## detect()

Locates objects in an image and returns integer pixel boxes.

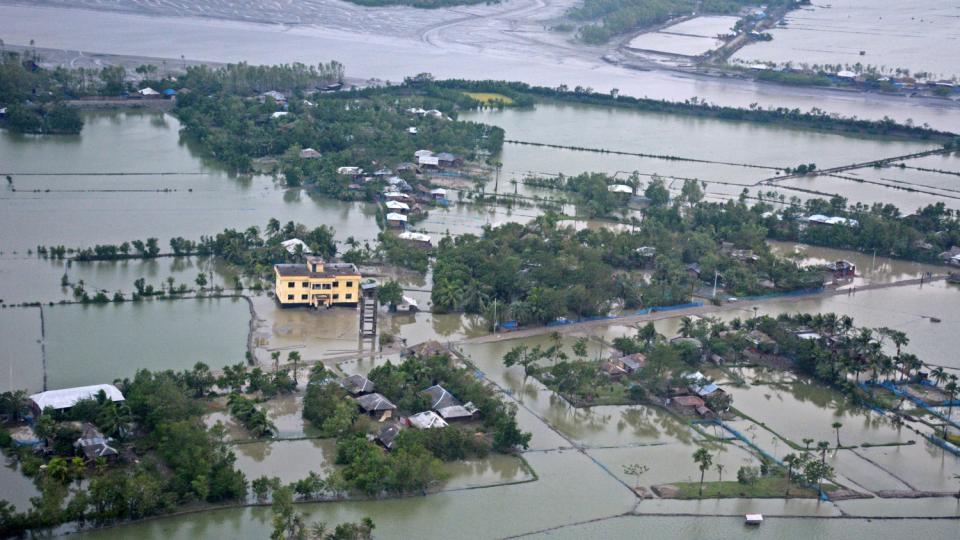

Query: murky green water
[42,297,249,390]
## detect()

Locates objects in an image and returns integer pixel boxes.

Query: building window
[323,284,331,290]
[313,284,321,289]
[333,294,339,300]
[288,282,295,287]
[333,281,339,287]
[346,293,352,300]
[301,294,308,300]
[345,281,352,287]
[287,294,294,300]
[302,281,309,287]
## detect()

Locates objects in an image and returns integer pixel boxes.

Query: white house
[270,111,289,119]
[337,166,363,176]
[280,238,312,255]
[30,384,125,416]
[137,87,161,97]
[299,148,321,159]
[607,184,634,194]
[418,155,440,167]
[398,231,432,247]
[384,200,410,212]
[386,212,408,228]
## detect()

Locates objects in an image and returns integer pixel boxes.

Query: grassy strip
[666,476,834,499]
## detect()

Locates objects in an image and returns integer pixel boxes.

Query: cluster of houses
[595,347,731,419]
[339,373,479,450]
[11,384,126,463]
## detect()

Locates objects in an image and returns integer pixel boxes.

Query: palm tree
[783,453,800,497]
[679,317,695,338]
[802,438,814,450]
[944,381,958,438]
[288,351,302,385]
[693,448,713,497]
[832,422,843,448]
[271,351,281,373]
[817,440,831,464]
[931,367,948,388]
[715,463,725,485]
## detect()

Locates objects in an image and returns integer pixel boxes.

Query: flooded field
[733,0,960,78]
[42,297,249,390]
[0,309,44,393]
[0,111,382,252]
[461,102,952,210]
[627,16,740,57]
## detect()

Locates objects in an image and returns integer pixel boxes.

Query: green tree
[693,448,713,497]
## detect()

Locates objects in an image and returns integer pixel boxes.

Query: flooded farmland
[732,0,960,78]
[42,297,250,390]
[461,102,957,211]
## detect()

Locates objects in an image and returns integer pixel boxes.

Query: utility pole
[493,298,498,333]
[712,270,719,299]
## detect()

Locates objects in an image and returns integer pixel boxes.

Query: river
[2,2,960,131]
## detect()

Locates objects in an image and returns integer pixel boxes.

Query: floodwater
[4,3,960,131]
[0,111,381,253]
[0,255,240,306]
[732,0,960,78]
[0,308,44,393]
[41,297,249,390]
[461,102,952,210]
[627,16,740,57]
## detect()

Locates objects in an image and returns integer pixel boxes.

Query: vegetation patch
[462,92,515,105]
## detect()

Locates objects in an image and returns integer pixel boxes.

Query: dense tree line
[432,79,957,141]
[0,54,83,134]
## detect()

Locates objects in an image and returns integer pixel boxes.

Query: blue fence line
[924,434,960,457]
[860,381,960,429]
[635,301,704,316]
[733,287,824,302]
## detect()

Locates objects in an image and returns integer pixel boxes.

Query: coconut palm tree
[832,422,843,448]
[931,367,948,388]
[693,448,713,497]
[783,453,800,496]
[817,440,830,464]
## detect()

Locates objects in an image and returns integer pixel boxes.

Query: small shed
[340,374,376,396]
[421,385,461,411]
[299,148,322,159]
[384,200,410,213]
[74,423,119,462]
[376,422,402,450]
[355,393,396,421]
[385,212,408,229]
[408,410,448,429]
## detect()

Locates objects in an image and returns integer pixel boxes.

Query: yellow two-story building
[274,256,362,308]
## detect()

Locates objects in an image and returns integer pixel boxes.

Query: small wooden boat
[745,514,763,526]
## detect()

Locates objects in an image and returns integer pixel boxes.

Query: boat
[745,513,763,526]
[929,317,942,323]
